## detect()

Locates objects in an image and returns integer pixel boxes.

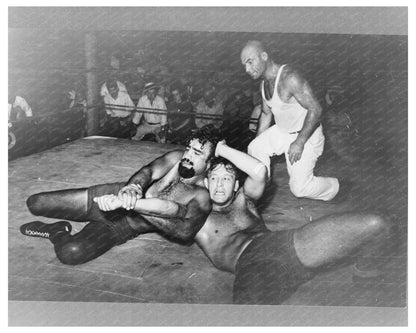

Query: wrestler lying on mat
[194,140,394,304]
[20,126,221,265]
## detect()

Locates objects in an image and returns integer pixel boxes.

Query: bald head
[242,40,267,55]
[241,40,270,80]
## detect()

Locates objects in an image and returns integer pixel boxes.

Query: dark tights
[27,187,156,265]
[51,222,119,265]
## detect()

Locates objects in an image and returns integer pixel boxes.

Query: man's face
[108,85,119,100]
[179,139,212,179]
[171,89,182,104]
[145,88,157,101]
[241,46,267,80]
[205,164,239,206]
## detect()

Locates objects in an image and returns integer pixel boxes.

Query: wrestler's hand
[93,195,123,211]
[288,139,305,165]
[215,140,227,157]
[118,184,143,211]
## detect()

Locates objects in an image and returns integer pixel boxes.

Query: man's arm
[158,98,168,143]
[285,69,322,165]
[95,188,212,241]
[215,141,267,201]
[138,189,211,241]
[119,150,184,210]
[256,101,273,136]
[132,98,144,125]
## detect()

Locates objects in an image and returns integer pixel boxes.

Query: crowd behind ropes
[8,64,267,151]
[9,61,353,156]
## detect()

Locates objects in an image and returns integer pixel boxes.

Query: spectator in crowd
[100,78,128,96]
[66,88,86,109]
[8,93,33,121]
[166,83,195,145]
[223,88,254,151]
[132,82,168,143]
[195,86,224,130]
[179,74,195,104]
[322,86,360,164]
[249,91,263,136]
[249,104,262,137]
[101,78,135,138]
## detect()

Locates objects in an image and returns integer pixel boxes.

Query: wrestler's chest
[146,180,193,203]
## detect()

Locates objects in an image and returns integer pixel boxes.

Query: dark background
[8,14,407,178]
[8,7,407,181]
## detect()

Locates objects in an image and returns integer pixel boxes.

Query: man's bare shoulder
[189,183,210,199]
[281,65,302,83]
[187,184,212,212]
[163,149,185,161]
[281,65,309,92]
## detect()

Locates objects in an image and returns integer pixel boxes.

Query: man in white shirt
[132,82,168,143]
[101,79,135,138]
[8,94,33,121]
[194,87,224,130]
[100,79,128,97]
[241,40,341,202]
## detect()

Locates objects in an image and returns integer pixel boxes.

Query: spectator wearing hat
[101,78,135,138]
[132,82,168,143]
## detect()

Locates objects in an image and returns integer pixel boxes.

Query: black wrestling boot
[20,221,72,240]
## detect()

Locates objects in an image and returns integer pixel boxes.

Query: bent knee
[364,214,392,236]
[55,241,89,265]
[289,182,308,198]
[26,193,43,216]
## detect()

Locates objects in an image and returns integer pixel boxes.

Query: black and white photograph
[7,5,409,326]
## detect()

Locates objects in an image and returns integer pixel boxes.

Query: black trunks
[233,229,315,304]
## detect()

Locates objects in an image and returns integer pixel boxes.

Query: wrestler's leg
[26,183,157,234]
[27,188,89,222]
[52,222,120,265]
[293,212,394,272]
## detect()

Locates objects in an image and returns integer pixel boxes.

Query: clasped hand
[117,183,143,210]
[93,194,124,211]
[215,140,227,157]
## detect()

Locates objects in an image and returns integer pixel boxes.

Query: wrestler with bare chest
[196,141,394,304]
[20,127,221,265]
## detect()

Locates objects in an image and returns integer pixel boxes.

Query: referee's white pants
[248,125,339,201]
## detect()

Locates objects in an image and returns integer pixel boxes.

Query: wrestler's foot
[330,179,353,204]
[20,221,72,239]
